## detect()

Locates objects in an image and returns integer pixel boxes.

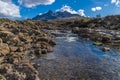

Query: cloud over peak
[0,0,21,18]
[56,5,85,16]
[91,6,102,12]
[18,0,55,8]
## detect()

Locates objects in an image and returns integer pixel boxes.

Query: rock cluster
[0,19,56,80]
[72,28,120,51]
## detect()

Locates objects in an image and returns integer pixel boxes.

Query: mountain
[32,10,82,20]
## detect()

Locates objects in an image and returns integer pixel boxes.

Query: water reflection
[33,30,120,80]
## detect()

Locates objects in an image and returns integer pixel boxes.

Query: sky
[0,0,120,19]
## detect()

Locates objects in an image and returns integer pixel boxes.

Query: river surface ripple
[32,30,120,80]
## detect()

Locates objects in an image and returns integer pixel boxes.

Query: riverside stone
[0,74,6,80]
[0,43,10,56]
[0,19,56,80]
[10,46,18,52]
[101,47,110,52]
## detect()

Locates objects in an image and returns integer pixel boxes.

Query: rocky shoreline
[0,19,56,80]
[0,15,120,79]
[72,28,120,51]
[57,16,120,51]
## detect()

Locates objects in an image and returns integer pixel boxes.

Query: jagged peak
[32,10,81,20]
[46,10,53,14]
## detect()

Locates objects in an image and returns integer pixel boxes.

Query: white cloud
[18,0,55,8]
[91,8,96,12]
[111,0,120,7]
[0,0,21,18]
[96,7,102,10]
[91,6,102,12]
[56,5,77,14]
[78,9,85,16]
[56,5,85,16]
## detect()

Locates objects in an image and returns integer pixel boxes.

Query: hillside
[32,10,82,20]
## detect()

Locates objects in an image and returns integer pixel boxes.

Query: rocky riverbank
[0,14,120,79]
[31,30,120,80]
[56,15,120,51]
[0,19,56,80]
[72,27,120,51]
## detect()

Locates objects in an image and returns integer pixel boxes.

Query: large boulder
[101,36,112,43]
[72,27,80,33]
[9,46,18,52]
[101,47,110,52]
[18,32,32,43]
[0,31,14,37]
[0,74,6,80]
[0,38,10,56]
[115,35,120,40]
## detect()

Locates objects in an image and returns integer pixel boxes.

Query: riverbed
[32,30,120,80]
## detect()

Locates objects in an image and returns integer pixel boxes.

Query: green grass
[83,18,90,23]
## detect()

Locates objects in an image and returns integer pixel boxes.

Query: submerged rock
[101,47,110,52]
[93,41,103,46]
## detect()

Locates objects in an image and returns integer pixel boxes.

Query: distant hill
[32,10,83,20]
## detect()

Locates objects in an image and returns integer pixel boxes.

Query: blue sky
[1,0,120,19]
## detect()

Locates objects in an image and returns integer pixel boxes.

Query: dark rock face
[32,10,80,20]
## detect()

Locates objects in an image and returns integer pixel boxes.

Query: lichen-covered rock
[0,19,56,80]
[18,32,32,43]
[0,41,10,56]
[9,46,18,52]
[93,41,103,46]
[0,63,41,80]
[0,31,14,37]
[17,47,24,52]
[0,74,6,80]
[115,35,120,40]
[0,27,9,32]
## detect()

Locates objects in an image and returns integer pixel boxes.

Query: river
[32,30,120,80]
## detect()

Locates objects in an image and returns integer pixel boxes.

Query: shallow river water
[33,30,120,80]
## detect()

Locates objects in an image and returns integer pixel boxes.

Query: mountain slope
[32,10,81,20]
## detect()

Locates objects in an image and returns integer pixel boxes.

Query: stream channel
[33,30,120,80]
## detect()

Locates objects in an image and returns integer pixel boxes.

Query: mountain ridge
[32,10,83,20]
